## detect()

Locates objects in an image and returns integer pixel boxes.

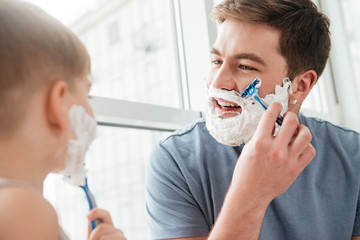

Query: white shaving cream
[58,105,97,186]
[206,78,292,146]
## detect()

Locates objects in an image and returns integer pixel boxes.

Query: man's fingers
[254,102,283,138]
[88,208,113,225]
[276,112,299,145]
[298,144,316,169]
[290,125,313,155]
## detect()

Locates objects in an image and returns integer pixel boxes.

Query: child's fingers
[88,224,126,240]
[87,222,91,239]
[87,208,113,225]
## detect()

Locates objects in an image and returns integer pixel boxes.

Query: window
[108,21,119,45]
[320,0,360,131]
[45,126,170,239]
[72,0,181,108]
[340,0,360,101]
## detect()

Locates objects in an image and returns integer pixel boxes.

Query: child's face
[52,75,96,183]
[70,75,94,117]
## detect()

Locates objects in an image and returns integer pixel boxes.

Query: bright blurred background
[21,0,360,239]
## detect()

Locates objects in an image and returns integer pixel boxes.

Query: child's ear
[46,81,70,131]
[290,70,317,105]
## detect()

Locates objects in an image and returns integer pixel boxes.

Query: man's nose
[210,63,236,91]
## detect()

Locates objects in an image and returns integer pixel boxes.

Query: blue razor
[79,177,102,230]
[241,78,283,125]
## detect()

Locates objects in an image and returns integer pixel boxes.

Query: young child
[0,0,126,239]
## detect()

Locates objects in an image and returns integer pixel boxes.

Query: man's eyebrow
[210,47,267,66]
[235,53,267,66]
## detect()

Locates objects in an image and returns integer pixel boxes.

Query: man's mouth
[214,98,242,117]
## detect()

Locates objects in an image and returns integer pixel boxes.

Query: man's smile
[214,97,242,117]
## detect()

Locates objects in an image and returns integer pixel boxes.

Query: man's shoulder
[150,118,232,166]
[167,117,207,137]
[159,118,212,147]
[300,113,360,137]
[299,113,360,149]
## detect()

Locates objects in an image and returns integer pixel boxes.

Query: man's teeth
[217,100,239,108]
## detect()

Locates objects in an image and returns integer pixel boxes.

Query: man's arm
[352,237,360,240]
[208,103,315,239]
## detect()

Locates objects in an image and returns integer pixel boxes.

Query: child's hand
[87,208,126,240]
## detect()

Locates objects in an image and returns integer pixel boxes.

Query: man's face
[206,19,288,118]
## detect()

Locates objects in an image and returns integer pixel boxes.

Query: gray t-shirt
[146,113,360,239]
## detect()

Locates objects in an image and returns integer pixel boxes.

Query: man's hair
[212,0,331,80]
[0,0,90,137]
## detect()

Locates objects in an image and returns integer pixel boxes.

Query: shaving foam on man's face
[57,105,97,186]
[206,78,292,146]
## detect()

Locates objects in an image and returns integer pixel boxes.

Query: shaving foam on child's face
[206,78,292,146]
[58,105,97,186]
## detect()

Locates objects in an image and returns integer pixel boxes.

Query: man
[146,0,360,239]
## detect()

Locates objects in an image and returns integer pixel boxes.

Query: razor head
[241,78,261,98]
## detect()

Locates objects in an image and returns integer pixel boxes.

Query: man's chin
[206,112,250,146]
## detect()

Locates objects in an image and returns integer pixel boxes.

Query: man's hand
[232,102,316,203]
[209,102,316,240]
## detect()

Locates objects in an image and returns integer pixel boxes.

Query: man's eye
[239,65,255,71]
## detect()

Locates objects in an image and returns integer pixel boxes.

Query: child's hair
[212,0,331,80]
[0,0,90,137]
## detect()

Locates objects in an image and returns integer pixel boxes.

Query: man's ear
[46,81,70,131]
[290,70,317,105]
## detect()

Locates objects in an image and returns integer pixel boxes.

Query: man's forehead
[213,20,283,61]
[217,19,281,45]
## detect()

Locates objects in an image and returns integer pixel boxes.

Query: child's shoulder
[0,187,59,239]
